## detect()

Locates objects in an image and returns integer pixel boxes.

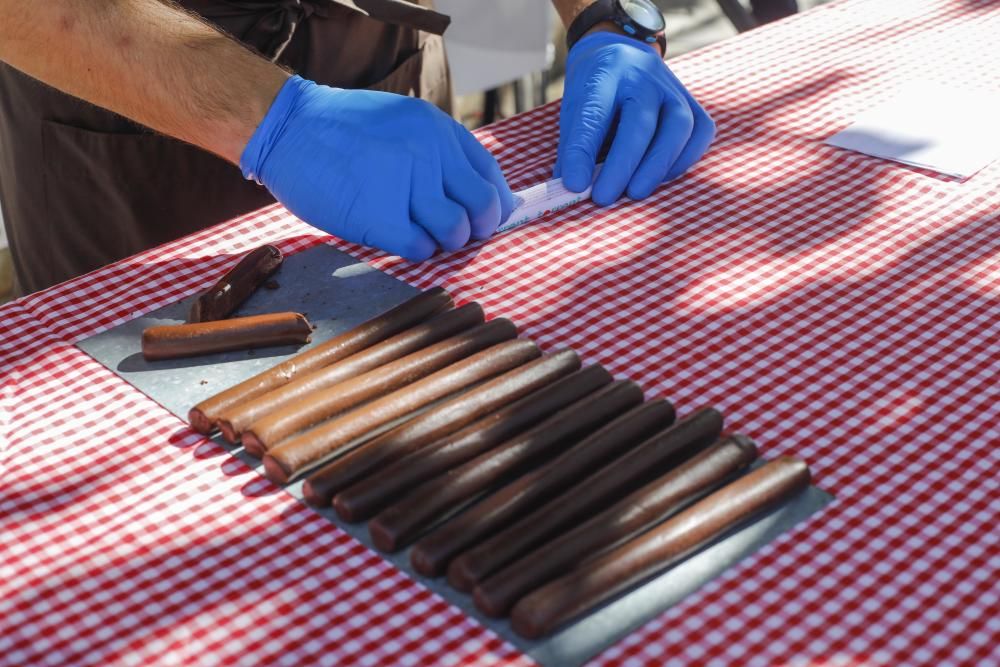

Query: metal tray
[77,243,832,667]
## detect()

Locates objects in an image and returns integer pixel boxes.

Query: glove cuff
[568,30,661,65]
[240,75,312,184]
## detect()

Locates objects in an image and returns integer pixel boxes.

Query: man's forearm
[552,0,595,27]
[0,0,288,163]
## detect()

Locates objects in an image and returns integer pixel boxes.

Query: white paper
[825,81,1000,179]
[497,165,602,235]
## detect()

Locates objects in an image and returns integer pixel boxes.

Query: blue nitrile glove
[241,75,515,261]
[556,31,716,205]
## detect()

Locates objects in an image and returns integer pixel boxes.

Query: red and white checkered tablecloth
[2,0,999,664]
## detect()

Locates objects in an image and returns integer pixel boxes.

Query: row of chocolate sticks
[188,287,811,638]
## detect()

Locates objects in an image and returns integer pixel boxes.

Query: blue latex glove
[556,31,716,205]
[241,75,514,261]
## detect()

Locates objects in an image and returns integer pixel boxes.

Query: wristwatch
[566,0,667,54]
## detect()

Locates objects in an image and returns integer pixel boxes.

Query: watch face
[620,0,666,32]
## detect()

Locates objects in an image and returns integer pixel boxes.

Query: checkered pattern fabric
[2,0,998,665]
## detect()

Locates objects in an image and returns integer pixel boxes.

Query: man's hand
[241,76,515,261]
[0,1,514,260]
[556,31,716,205]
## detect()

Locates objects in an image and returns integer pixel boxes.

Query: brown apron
[0,0,452,296]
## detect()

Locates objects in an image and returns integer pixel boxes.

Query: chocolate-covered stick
[302,349,583,507]
[142,312,313,361]
[188,287,452,433]
[372,380,644,558]
[471,435,758,615]
[262,339,542,484]
[417,400,677,584]
[509,457,811,639]
[217,304,485,443]
[446,407,724,589]
[241,319,516,457]
[188,245,283,323]
[333,365,614,522]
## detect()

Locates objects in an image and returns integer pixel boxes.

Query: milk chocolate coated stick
[262,339,542,484]
[142,312,313,361]
[188,287,452,433]
[446,407,724,589]
[420,400,677,588]
[188,245,283,323]
[302,349,583,507]
[241,319,516,457]
[333,365,614,522]
[471,435,758,615]
[509,457,811,639]
[372,380,644,558]
[217,304,485,442]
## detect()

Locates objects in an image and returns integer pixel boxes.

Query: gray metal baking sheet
[77,243,833,667]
